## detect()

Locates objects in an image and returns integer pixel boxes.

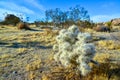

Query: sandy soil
[0,26,120,80]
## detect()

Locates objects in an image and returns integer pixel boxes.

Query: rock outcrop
[111,18,120,26]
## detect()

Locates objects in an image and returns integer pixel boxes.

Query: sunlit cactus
[53,25,98,76]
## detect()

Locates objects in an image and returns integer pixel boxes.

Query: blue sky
[0,0,120,22]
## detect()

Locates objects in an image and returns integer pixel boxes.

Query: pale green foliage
[53,25,97,76]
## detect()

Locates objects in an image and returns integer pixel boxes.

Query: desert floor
[0,25,120,80]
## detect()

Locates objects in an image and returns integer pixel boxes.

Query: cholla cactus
[53,25,98,76]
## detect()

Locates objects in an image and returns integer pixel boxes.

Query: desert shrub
[78,21,95,29]
[45,5,90,27]
[53,25,98,76]
[0,14,20,26]
[105,21,112,28]
[34,21,40,27]
[93,26,110,32]
[17,22,31,30]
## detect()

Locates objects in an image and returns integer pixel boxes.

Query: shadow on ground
[0,41,52,49]
[108,68,120,80]
[27,29,43,31]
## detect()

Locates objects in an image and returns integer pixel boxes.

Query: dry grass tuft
[84,28,96,33]
[42,66,82,80]
[17,48,28,53]
[42,74,50,80]
[28,71,36,80]
[0,54,12,59]
[1,63,9,67]
[41,52,120,80]
[43,29,59,37]
[26,59,42,71]
[97,40,120,50]
[94,53,111,63]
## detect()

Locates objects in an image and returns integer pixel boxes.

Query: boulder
[17,22,31,30]
[111,18,120,26]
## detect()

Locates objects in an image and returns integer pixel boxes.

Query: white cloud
[24,0,45,11]
[0,1,45,22]
[91,14,120,22]
[0,1,35,14]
